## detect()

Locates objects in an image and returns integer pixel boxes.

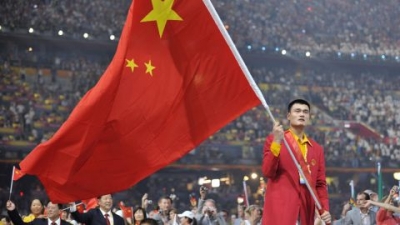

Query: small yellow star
[141,0,183,37]
[126,59,138,72]
[144,60,156,76]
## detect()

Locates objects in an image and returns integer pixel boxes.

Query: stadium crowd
[2,0,400,224]
[2,53,400,168]
[2,0,400,57]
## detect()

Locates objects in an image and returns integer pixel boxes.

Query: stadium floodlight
[58,30,63,36]
[247,45,252,50]
[211,179,220,188]
[29,28,34,33]
[281,49,287,55]
[351,53,355,58]
[381,55,386,60]
[261,46,266,51]
[33,4,37,9]
[396,56,399,61]
[363,54,367,59]
[275,47,279,52]
[305,51,311,57]
[110,35,115,40]
[83,33,89,39]
[198,177,206,185]
[337,52,342,57]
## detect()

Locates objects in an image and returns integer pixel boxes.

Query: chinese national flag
[82,198,98,211]
[13,166,25,181]
[19,0,261,202]
[76,203,85,213]
[119,201,133,219]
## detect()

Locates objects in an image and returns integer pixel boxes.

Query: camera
[203,206,215,215]
[200,186,208,192]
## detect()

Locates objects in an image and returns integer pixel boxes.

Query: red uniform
[262,130,329,225]
[376,208,400,225]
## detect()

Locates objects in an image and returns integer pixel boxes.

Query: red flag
[119,201,133,219]
[82,198,98,211]
[76,203,85,213]
[13,166,25,181]
[19,0,260,202]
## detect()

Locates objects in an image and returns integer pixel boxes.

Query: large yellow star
[126,59,138,72]
[141,0,183,37]
[144,60,156,76]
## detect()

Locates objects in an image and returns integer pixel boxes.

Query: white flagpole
[349,180,355,199]
[61,202,83,211]
[243,180,249,207]
[203,0,324,212]
[9,166,15,200]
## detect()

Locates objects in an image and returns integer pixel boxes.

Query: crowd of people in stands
[2,0,400,57]
[1,182,400,225]
[3,52,400,168]
[2,0,400,224]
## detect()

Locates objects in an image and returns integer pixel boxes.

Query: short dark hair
[358,192,370,200]
[140,218,158,225]
[46,201,62,210]
[97,194,113,199]
[288,99,311,112]
[158,195,173,204]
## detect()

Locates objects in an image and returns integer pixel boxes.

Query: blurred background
[1,0,400,221]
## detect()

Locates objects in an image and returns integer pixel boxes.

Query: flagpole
[377,162,382,200]
[61,202,83,211]
[9,166,15,200]
[349,180,355,199]
[243,179,249,207]
[203,0,324,214]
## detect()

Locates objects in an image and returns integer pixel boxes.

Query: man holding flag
[262,99,331,225]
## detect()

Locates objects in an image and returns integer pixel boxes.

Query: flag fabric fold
[19,0,261,202]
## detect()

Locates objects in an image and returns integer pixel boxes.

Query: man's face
[46,202,61,220]
[98,195,113,212]
[158,198,172,211]
[356,194,367,209]
[287,103,310,128]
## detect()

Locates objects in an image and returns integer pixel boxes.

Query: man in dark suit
[70,194,125,225]
[6,200,71,225]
